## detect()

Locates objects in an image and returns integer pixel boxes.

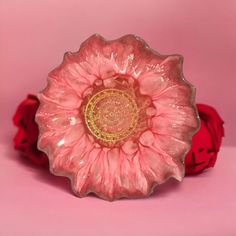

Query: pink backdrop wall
[1,0,235,145]
[1,1,236,236]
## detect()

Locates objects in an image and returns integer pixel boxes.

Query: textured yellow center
[85,89,138,143]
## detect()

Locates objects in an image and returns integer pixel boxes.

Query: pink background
[0,0,236,235]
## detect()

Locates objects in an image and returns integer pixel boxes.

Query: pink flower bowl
[35,34,200,200]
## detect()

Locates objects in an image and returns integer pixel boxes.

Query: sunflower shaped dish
[36,34,200,201]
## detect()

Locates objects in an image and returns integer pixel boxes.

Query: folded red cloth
[13,94,48,165]
[185,104,224,174]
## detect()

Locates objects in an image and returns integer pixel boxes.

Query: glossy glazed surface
[36,34,199,200]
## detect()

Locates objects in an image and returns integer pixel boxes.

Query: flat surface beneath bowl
[0,140,235,236]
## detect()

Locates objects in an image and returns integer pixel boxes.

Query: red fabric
[13,94,48,165]
[185,104,224,175]
[13,96,224,174]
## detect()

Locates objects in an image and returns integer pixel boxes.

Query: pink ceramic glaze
[35,34,199,200]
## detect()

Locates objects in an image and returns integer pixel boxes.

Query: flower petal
[153,83,194,107]
[161,55,184,83]
[112,152,151,199]
[139,130,155,146]
[82,148,121,200]
[152,133,190,162]
[116,35,164,78]
[75,34,165,80]
[152,116,191,142]
[121,140,138,155]
[87,149,110,198]
[86,148,152,200]
[50,134,94,177]
[150,80,199,144]
[40,79,82,109]
[138,144,184,183]
[49,52,97,90]
[138,55,184,97]
[72,147,101,197]
[38,123,85,158]
[36,109,82,132]
[152,104,199,137]
[139,72,165,97]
